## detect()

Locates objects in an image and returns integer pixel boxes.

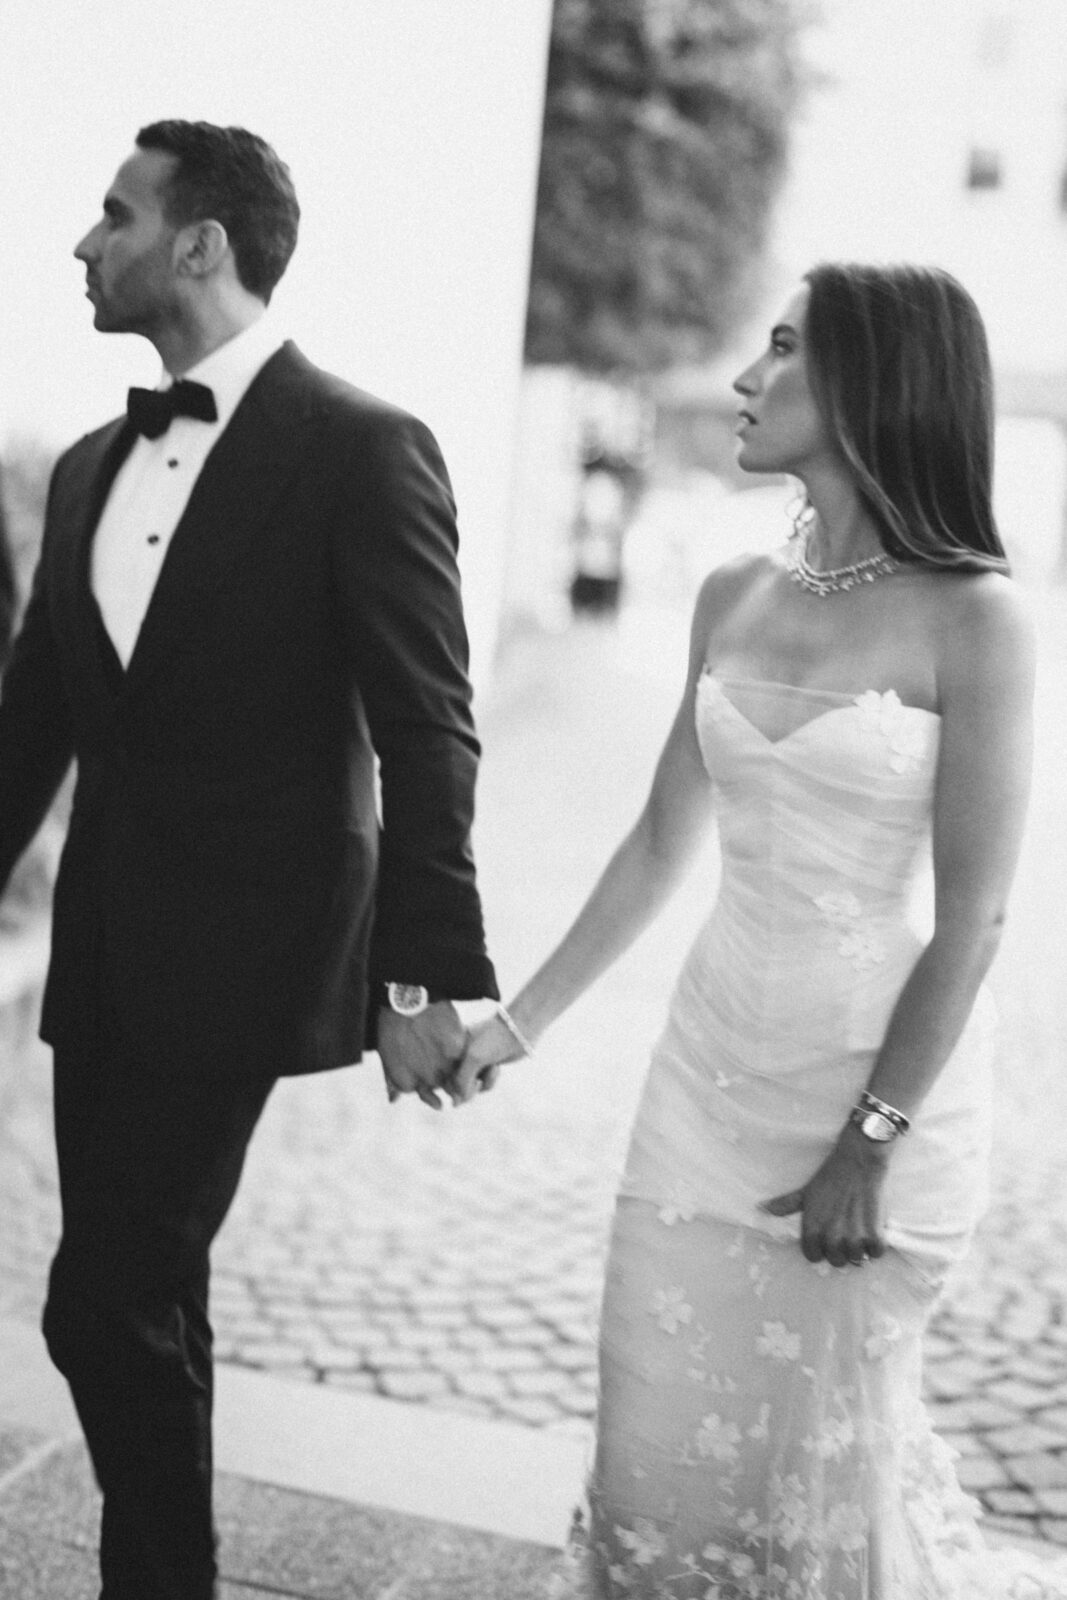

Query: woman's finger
[454,1043,501,1103]
[800,1226,827,1264]
[452,1055,482,1103]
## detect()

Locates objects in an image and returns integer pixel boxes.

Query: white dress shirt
[91,315,287,667]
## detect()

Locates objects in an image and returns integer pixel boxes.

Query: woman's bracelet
[495,1002,535,1059]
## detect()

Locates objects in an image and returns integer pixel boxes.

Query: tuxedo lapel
[49,416,137,716]
[123,344,320,694]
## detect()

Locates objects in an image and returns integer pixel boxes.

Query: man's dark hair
[136,121,300,303]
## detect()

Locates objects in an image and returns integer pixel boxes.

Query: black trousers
[42,1006,276,1600]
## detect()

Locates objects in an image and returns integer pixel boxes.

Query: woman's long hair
[803,262,1009,573]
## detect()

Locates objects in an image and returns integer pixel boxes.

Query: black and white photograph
[1,2,1066,1596]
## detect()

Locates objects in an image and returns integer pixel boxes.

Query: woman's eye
[771,338,792,356]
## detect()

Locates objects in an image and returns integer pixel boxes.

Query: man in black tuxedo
[0,121,498,1599]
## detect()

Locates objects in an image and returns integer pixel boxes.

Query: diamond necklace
[785,522,900,598]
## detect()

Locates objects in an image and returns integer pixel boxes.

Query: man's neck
[154,301,267,379]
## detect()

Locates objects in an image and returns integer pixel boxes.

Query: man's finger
[760,1190,804,1216]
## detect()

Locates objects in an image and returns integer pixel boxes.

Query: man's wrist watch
[383,983,436,1017]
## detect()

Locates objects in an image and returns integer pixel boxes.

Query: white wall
[0,0,552,681]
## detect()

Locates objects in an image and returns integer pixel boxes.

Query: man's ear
[175,219,229,280]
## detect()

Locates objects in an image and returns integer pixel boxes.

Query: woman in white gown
[457,264,1067,1597]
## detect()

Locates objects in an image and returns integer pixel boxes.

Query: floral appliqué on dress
[853,688,932,775]
[812,888,887,971]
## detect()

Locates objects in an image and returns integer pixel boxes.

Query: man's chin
[91,308,126,333]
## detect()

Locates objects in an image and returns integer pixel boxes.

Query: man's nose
[74,225,99,263]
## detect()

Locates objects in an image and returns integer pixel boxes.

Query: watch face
[861,1111,895,1143]
[387,982,430,1017]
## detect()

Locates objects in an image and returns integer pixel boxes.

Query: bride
[455,263,1067,1597]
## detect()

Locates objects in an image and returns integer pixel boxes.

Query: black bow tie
[127,380,218,439]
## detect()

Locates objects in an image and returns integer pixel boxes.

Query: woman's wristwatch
[848,1090,911,1144]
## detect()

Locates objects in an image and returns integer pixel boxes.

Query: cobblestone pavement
[3,585,1067,1545]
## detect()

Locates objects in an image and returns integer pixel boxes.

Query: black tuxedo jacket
[0,342,497,1076]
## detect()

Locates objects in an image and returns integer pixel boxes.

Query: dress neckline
[701,667,940,718]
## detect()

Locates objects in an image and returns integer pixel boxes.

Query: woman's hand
[450,1012,529,1104]
[761,1125,891,1268]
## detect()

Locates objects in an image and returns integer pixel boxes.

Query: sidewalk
[3,588,1067,1590]
[0,1316,576,1598]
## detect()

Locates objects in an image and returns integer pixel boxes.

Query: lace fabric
[554,675,1067,1598]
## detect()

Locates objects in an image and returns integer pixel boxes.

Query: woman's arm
[764,574,1035,1265]
[454,569,736,1098]
[863,575,1034,1114]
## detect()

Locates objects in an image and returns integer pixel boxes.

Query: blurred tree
[525,0,811,374]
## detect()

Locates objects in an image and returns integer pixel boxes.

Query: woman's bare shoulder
[935,569,1032,645]
[930,571,1035,695]
[695,549,782,622]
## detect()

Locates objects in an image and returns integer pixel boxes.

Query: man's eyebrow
[102,195,130,219]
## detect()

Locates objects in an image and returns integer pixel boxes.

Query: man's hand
[378,1001,466,1110]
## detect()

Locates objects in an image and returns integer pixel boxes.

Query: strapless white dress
[560,674,1067,1598]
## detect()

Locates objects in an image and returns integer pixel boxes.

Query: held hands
[377,1002,467,1110]
[377,1002,530,1109]
[761,1123,891,1268]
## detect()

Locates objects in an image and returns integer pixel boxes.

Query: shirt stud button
[167,458,179,468]
[147,534,160,545]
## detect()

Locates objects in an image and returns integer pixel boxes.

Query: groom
[0,121,497,1598]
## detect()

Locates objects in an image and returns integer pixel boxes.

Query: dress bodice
[620,670,994,1261]
[693,672,942,1061]
[697,671,941,940]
